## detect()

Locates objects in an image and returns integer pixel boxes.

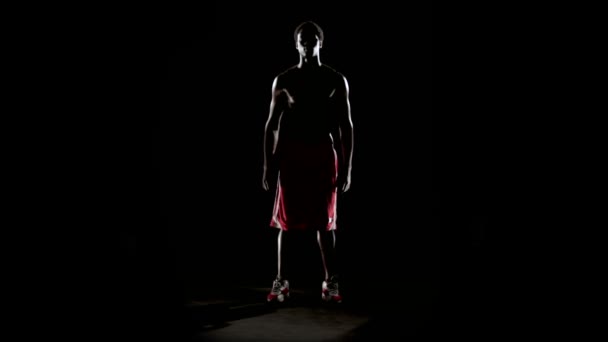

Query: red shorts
[270,141,338,231]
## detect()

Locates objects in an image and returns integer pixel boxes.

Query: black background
[163,1,435,294]
[48,1,495,340]
[159,1,464,339]
[12,0,576,339]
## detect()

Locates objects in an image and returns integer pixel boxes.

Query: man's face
[296,32,321,58]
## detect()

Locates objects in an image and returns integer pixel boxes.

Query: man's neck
[298,56,321,68]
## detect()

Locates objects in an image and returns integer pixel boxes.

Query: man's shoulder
[272,66,298,86]
[276,65,298,78]
[321,64,346,78]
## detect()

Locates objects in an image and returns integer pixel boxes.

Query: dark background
[101,1,489,339]
[162,0,436,302]
[10,1,551,340]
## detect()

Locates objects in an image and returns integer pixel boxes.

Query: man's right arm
[262,76,285,191]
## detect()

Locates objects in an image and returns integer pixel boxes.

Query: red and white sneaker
[322,278,342,303]
[267,278,290,302]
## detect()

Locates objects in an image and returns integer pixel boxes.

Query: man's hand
[337,172,351,194]
[262,168,271,191]
[263,158,279,191]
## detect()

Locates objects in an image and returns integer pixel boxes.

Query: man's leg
[317,229,338,281]
[276,229,285,280]
[317,229,342,302]
[268,229,290,302]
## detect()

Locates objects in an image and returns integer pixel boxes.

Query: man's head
[294,21,324,59]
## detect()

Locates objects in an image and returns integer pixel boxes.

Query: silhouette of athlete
[262,21,354,303]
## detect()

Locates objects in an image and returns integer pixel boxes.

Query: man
[262,21,354,303]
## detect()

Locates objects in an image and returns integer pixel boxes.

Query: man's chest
[281,78,337,106]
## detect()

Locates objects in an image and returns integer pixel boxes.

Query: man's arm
[337,75,354,193]
[262,76,285,191]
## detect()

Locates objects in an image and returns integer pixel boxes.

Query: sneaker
[322,277,342,303]
[267,278,290,302]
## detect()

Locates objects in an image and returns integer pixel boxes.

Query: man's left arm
[336,75,354,193]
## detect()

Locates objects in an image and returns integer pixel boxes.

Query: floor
[184,281,438,341]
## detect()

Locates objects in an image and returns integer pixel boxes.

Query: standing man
[262,21,354,303]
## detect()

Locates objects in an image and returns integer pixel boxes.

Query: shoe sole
[322,293,342,303]
[268,291,290,302]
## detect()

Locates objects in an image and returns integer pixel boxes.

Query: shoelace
[271,280,283,294]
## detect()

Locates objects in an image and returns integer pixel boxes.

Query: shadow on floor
[183,284,436,341]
